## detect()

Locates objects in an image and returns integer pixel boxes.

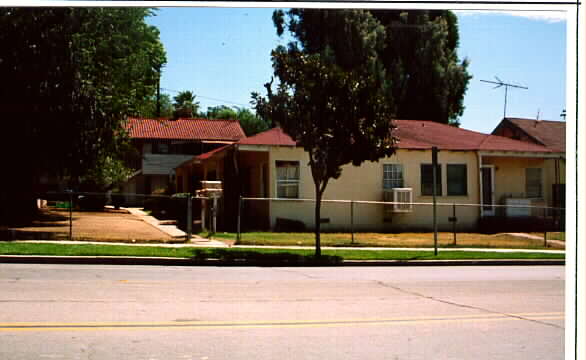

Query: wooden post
[200,197,207,233]
[212,197,218,235]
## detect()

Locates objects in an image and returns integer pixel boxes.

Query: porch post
[478,153,484,218]
[201,198,207,233]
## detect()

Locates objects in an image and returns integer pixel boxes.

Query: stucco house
[175,119,565,232]
[122,117,246,197]
[492,117,565,211]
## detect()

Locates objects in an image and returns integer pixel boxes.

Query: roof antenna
[560,109,566,121]
[480,76,528,118]
[536,109,540,121]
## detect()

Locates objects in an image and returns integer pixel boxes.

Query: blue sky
[146,7,567,134]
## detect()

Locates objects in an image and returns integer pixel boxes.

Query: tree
[371,10,471,125]
[254,9,397,256]
[269,9,471,126]
[173,90,199,118]
[236,108,269,136]
[0,8,166,223]
[133,93,174,118]
[206,105,269,136]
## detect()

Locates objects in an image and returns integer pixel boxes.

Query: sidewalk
[125,207,227,247]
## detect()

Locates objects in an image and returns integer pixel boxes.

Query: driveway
[3,207,174,242]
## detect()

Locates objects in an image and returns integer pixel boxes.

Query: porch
[479,153,565,232]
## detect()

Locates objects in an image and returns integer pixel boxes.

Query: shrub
[77,194,107,211]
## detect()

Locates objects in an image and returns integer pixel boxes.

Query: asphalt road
[0,264,565,360]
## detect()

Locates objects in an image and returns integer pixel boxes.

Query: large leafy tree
[0,8,166,223]
[133,93,174,118]
[206,106,269,136]
[254,9,398,256]
[371,10,471,125]
[262,9,471,126]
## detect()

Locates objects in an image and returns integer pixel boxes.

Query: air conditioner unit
[383,188,413,213]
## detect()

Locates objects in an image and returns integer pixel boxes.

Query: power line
[161,88,250,108]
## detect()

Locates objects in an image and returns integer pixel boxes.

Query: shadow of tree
[189,248,343,266]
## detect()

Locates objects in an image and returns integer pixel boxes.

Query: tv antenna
[480,76,528,118]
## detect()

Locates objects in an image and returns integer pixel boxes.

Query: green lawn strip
[0,242,564,261]
[0,243,194,258]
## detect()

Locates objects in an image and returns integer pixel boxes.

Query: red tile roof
[127,117,246,142]
[237,127,297,146]
[188,121,554,163]
[495,118,565,152]
[197,144,232,160]
[393,120,552,153]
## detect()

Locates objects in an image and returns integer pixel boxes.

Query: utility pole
[480,77,528,118]
[156,67,161,118]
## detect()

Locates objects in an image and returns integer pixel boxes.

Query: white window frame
[276,161,300,199]
[383,164,405,189]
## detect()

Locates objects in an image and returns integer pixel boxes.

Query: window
[153,142,169,154]
[421,164,442,196]
[447,164,467,196]
[276,161,300,198]
[383,164,404,189]
[526,168,543,198]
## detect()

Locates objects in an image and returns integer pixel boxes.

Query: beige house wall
[268,147,480,231]
[481,156,560,208]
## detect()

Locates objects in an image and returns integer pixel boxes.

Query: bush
[144,194,191,229]
[77,194,107,211]
[111,193,124,209]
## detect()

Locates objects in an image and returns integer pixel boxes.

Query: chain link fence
[2,191,218,242]
[236,197,565,246]
[2,192,564,248]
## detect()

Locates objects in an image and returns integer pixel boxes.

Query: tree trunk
[314,182,322,257]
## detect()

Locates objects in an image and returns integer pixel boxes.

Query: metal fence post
[186,194,192,242]
[68,190,73,241]
[452,203,457,246]
[237,196,242,243]
[432,146,439,255]
[350,200,355,244]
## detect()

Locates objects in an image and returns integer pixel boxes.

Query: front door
[481,166,495,216]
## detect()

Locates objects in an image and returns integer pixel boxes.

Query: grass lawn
[207,231,561,249]
[0,242,564,262]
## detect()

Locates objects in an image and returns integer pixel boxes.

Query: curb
[0,256,565,267]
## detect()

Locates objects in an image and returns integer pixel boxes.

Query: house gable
[491,117,565,153]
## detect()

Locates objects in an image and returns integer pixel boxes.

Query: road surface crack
[272,268,320,279]
[374,280,563,330]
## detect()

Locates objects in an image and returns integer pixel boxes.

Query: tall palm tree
[173,90,199,118]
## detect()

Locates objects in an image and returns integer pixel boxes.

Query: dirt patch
[231,231,563,249]
[2,208,174,243]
